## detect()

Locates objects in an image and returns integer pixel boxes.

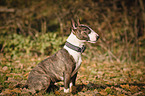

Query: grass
[0,49,145,96]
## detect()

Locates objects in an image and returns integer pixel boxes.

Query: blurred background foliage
[0,0,145,63]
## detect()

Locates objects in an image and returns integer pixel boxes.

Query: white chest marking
[59,33,84,80]
[64,32,84,73]
[64,45,82,68]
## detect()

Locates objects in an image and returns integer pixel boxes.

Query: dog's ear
[71,19,78,34]
[77,18,81,26]
[71,19,77,29]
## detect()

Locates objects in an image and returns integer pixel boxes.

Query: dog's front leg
[70,72,77,92]
[64,72,71,93]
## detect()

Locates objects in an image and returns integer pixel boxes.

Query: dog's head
[71,19,99,43]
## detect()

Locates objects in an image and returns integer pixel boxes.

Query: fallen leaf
[55,91,60,95]
[120,84,130,90]
[11,88,21,93]
[24,72,29,79]
[2,66,8,71]
[91,64,96,67]
[14,63,23,69]
[80,67,86,72]
[0,85,3,90]
[137,69,142,75]
[99,90,108,95]
[129,86,139,93]
[133,92,144,96]
[81,87,87,92]
[1,89,11,95]
[117,94,125,96]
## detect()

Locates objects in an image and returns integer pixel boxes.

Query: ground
[0,53,144,96]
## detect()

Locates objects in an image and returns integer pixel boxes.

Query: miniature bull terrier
[26,19,99,94]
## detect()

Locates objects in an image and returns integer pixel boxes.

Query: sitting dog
[26,19,99,94]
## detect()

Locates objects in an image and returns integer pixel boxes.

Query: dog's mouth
[87,41,97,43]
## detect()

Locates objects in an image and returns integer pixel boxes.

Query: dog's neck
[63,32,84,63]
[65,32,85,48]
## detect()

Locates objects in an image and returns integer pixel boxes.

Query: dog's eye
[81,31,87,35]
[84,29,87,31]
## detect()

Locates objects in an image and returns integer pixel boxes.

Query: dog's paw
[64,88,69,93]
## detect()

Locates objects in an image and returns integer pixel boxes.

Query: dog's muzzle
[88,35,99,43]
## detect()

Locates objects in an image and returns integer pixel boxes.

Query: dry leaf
[120,84,130,90]
[24,72,30,79]
[11,88,21,93]
[133,92,144,96]
[2,89,11,95]
[55,91,60,95]
[99,90,108,95]
[2,66,8,71]
[117,94,125,96]
[129,86,139,93]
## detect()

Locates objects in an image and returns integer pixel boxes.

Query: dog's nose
[96,36,99,40]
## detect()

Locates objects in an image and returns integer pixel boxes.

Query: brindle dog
[26,19,99,94]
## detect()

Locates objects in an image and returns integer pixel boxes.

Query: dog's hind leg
[27,74,51,94]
